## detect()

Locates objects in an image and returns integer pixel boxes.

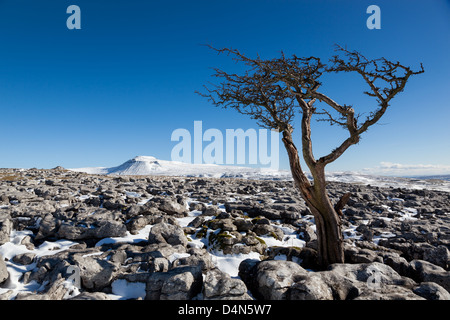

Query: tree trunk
[282,130,344,268]
[308,181,345,268]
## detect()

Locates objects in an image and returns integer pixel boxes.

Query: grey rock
[160,272,197,300]
[158,199,187,216]
[143,242,187,260]
[233,218,253,232]
[413,282,450,300]
[383,252,411,276]
[2,168,450,301]
[189,201,206,211]
[288,262,423,300]
[148,222,188,247]
[355,224,374,241]
[57,220,127,240]
[109,250,127,264]
[208,218,237,232]
[423,245,450,269]
[409,260,450,292]
[327,262,416,288]
[202,205,222,216]
[252,223,283,240]
[172,248,214,271]
[218,219,238,232]
[72,255,119,291]
[0,195,9,204]
[12,252,36,265]
[254,260,307,300]
[238,258,260,294]
[0,255,8,284]
[345,246,383,264]
[0,214,12,245]
[258,209,282,220]
[281,209,302,221]
[187,216,206,228]
[15,276,69,300]
[297,223,317,243]
[69,292,112,300]
[203,268,251,300]
[20,235,35,250]
[353,285,425,300]
[146,266,202,300]
[127,215,152,235]
[289,273,333,300]
[0,289,14,300]
[151,257,170,273]
[35,213,60,240]
[266,246,319,270]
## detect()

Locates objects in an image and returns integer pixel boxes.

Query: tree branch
[198,44,424,170]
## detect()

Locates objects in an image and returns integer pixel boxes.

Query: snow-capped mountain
[70,156,450,192]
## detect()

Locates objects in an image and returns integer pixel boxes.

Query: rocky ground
[0,167,449,300]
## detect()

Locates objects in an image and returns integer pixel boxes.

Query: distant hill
[70,156,291,180]
[410,174,450,182]
[70,156,450,192]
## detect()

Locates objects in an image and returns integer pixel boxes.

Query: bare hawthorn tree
[198,45,424,267]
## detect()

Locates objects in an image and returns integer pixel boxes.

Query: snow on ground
[94,224,153,247]
[0,196,309,299]
[0,191,433,300]
[2,158,448,299]
[208,251,261,277]
[110,279,146,300]
[0,230,78,299]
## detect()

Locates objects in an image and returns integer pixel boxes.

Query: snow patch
[111,279,146,300]
[209,251,261,277]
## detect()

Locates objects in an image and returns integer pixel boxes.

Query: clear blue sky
[0,0,449,176]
